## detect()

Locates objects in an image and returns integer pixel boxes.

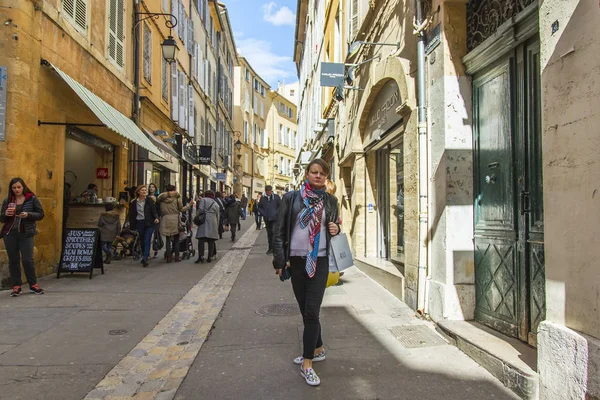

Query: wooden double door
[472,39,545,344]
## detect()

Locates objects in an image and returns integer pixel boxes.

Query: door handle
[520,191,530,215]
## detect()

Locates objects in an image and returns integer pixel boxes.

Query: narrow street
[0,220,516,399]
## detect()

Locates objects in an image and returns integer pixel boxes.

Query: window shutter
[74,0,87,31]
[143,24,152,83]
[63,0,75,18]
[198,48,204,90]
[351,0,359,38]
[192,43,197,81]
[162,58,168,101]
[188,19,194,54]
[116,0,124,67]
[179,71,186,129]
[188,85,194,135]
[171,63,179,121]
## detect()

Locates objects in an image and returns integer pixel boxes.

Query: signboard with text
[364,80,402,147]
[198,145,212,165]
[96,168,109,179]
[57,229,104,279]
[320,62,345,88]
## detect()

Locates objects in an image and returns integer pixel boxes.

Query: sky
[224,0,298,89]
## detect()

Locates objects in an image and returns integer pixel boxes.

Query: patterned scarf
[299,181,326,278]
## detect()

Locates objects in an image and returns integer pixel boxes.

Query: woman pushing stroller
[156,185,192,263]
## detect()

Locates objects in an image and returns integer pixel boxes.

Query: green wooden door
[473,41,544,343]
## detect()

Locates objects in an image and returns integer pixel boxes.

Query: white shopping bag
[329,233,354,272]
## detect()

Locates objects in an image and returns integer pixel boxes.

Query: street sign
[57,228,104,279]
[320,62,345,88]
[0,66,7,142]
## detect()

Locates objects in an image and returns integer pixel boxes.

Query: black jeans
[197,238,216,258]
[3,232,37,287]
[255,213,262,229]
[290,256,329,359]
[230,222,237,240]
[165,234,180,258]
[265,220,276,250]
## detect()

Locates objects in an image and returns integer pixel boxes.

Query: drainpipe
[415,0,429,314]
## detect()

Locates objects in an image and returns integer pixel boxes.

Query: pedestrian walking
[195,190,220,263]
[97,202,121,264]
[248,197,254,217]
[128,185,159,267]
[223,194,241,242]
[148,183,160,201]
[215,191,226,239]
[272,159,340,386]
[258,185,281,254]
[157,185,192,263]
[0,177,46,296]
[253,193,262,229]
[240,193,248,220]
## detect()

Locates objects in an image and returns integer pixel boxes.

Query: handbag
[152,232,164,251]
[193,212,206,226]
[329,233,354,272]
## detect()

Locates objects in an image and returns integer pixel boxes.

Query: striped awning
[49,63,164,159]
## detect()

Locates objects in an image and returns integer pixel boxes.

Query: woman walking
[223,194,241,242]
[272,159,340,386]
[195,190,220,263]
[253,193,262,230]
[128,185,159,267]
[148,183,160,201]
[157,185,191,263]
[0,178,45,296]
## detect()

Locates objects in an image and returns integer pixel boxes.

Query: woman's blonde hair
[326,179,336,195]
[135,184,147,198]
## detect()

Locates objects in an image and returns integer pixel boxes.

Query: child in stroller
[165,211,195,260]
[111,222,142,261]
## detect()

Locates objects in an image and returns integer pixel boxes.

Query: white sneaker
[301,367,321,386]
[293,350,326,365]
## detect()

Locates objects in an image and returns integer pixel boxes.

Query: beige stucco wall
[0,1,133,287]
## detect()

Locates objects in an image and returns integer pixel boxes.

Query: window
[260,101,264,119]
[292,131,297,149]
[143,23,152,83]
[63,0,87,34]
[351,0,359,39]
[288,108,293,119]
[171,63,178,121]
[245,68,250,81]
[162,0,169,12]
[107,0,124,67]
[290,89,295,97]
[253,124,257,144]
[279,156,284,174]
[243,121,248,143]
[245,153,249,172]
[162,58,168,101]
[179,70,186,129]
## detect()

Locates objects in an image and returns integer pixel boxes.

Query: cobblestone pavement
[84,227,260,400]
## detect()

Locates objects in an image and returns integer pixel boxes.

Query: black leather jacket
[272,190,340,270]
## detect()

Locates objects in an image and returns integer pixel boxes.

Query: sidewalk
[175,228,518,399]
[0,219,251,400]
[0,219,518,399]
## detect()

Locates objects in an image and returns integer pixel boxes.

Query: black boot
[195,255,205,264]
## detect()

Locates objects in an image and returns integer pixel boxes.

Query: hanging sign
[320,62,346,87]
[57,229,104,279]
[199,145,212,165]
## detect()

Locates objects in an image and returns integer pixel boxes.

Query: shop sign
[320,62,345,88]
[57,228,104,279]
[198,145,212,165]
[364,80,402,147]
[0,66,6,142]
[367,203,374,213]
[216,172,226,182]
[96,168,109,179]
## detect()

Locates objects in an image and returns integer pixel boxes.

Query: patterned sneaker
[29,284,44,295]
[300,367,321,386]
[293,350,326,365]
[10,286,22,297]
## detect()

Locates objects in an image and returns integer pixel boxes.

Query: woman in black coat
[0,178,45,296]
[128,185,159,267]
[272,159,340,387]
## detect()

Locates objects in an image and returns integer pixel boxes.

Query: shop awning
[48,63,164,159]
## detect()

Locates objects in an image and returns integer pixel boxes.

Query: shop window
[63,0,88,35]
[143,23,152,83]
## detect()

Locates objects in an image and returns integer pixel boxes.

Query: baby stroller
[111,223,141,261]
[164,212,196,261]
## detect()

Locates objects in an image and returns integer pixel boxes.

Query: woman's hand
[154,218,159,224]
[328,222,339,236]
[18,212,28,219]
[275,268,283,277]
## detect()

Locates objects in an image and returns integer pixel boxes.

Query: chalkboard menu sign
[57,228,104,279]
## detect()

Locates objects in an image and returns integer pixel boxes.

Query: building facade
[267,90,297,194]
[294,0,600,397]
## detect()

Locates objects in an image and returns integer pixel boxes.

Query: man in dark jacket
[258,185,281,254]
[240,194,248,220]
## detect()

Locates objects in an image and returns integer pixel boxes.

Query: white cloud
[237,38,296,86]
[261,2,295,26]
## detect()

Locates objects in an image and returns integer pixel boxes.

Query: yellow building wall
[0,1,134,287]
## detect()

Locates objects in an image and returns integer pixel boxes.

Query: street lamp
[347,40,400,59]
[160,35,178,64]
[235,139,242,151]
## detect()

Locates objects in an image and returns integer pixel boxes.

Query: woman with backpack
[194,190,220,264]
